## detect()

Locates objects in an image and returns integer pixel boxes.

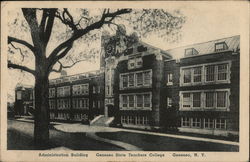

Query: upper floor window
[57,99,70,109]
[180,61,231,86]
[72,84,89,96]
[93,86,96,94]
[215,42,228,52]
[49,88,55,98]
[49,100,56,109]
[128,56,143,70]
[120,69,152,89]
[167,73,173,85]
[72,98,89,109]
[184,48,198,57]
[57,86,70,97]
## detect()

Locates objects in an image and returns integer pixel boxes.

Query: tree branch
[43,9,57,46]
[8,61,35,76]
[51,59,85,73]
[9,42,25,61]
[8,36,35,53]
[48,8,132,68]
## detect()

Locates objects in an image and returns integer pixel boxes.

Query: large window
[72,84,89,96]
[121,115,149,126]
[180,61,230,86]
[57,99,70,109]
[72,98,89,109]
[181,117,226,130]
[120,92,152,110]
[180,89,229,110]
[120,69,152,89]
[57,86,70,97]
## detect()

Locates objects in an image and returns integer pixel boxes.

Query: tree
[7,8,185,148]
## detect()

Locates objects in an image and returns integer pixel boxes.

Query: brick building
[162,35,240,136]
[14,28,240,136]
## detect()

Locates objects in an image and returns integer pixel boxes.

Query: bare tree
[7,8,185,148]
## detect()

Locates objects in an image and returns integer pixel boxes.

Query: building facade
[14,30,240,136]
[162,35,240,136]
[48,71,104,123]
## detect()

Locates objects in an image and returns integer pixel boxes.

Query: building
[163,35,240,136]
[14,85,34,116]
[48,70,104,123]
[13,27,240,136]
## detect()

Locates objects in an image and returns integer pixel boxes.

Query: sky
[6,2,246,102]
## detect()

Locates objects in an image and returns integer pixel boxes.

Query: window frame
[180,61,231,87]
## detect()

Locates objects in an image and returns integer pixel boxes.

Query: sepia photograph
[1,1,249,161]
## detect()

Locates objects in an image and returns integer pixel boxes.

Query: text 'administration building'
[14,27,240,136]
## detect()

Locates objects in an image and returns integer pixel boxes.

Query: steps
[90,115,114,127]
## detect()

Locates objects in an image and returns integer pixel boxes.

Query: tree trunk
[34,70,50,149]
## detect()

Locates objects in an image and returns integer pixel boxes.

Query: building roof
[165,35,240,59]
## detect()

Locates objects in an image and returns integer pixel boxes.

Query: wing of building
[14,28,240,137]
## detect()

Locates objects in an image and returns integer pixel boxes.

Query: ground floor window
[121,115,149,126]
[74,113,88,121]
[57,113,70,120]
[50,112,55,119]
[181,117,227,130]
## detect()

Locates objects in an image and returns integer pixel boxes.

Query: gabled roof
[165,35,240,59]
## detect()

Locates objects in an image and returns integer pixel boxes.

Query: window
[128,56,143,70]
[144,71,151,85]
[121,116,126,124]
[135,116,143,125]
[49,88,55,98]
[93,86,96,94]
[137,94,143,107]
[183,93,191,108]
[167,73,173,85]
[180,90,229,110]
[182,117,190,127]
[120,70,152,89]
[167,97,172,107]
[185,48,198,57]
[217,64,228,81]
[127,116,134,124]
[217,91,227,107]
[57,86,70,97]
[128,74,134,87]
[120,93,151,109]
[72,98,88,109]
[193,67,202,82]
[72,84,89,96]
[205,65,215,82]
[215,42,228,51]
[16,91,22,100]
[144,94,151,107]
[204,118,214,129]
[215,119,226,129]
[183,69,191,83]
[128,95,134,107]
[180,62,230,86]
[205,92,214,108]
[192,92,201,108]
[122,95,128,108]
[136,73,143,86]
[97,86,101,93]
[128,58,135,69]
[191,118,201,128]
[122,75,128,88]
[93,100,96,108]
[49,100,55,109]
[57,99,70,109]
